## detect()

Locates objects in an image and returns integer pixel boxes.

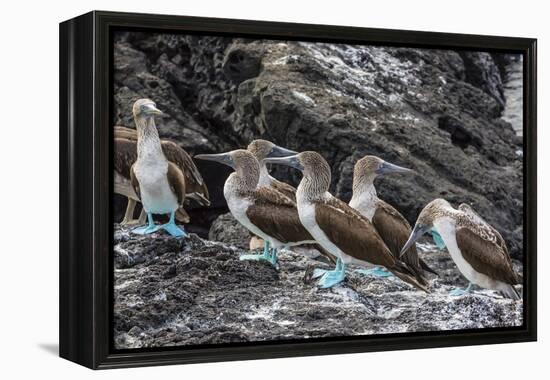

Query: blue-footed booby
[129,99,190,237]
[114,126,210,226]
[246,139,337,266]
[349,155,436,282]
[195,149,324,268]
[264,152,429,291]
[400,198,521,299]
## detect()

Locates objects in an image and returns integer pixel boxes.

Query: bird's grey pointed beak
[264,154,304,171]
[399,224,429,258]
[145,103,163,115]
[194,153,233,168]
[377,161,415,176]
[267,145,299,159]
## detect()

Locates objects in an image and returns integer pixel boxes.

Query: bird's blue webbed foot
[159,212,188,237]
[132,213,161,235]
[317,258,346,288]
[240,241,277,267]
[266,247,278,267]
[355,266,392,278]
[312,257,343,279]
[449,283,473,296]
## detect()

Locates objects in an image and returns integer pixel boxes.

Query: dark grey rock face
[113,225,522,349]
[113,32,524,259]
[208,212,251,249]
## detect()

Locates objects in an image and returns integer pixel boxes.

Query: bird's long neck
[257,162,272,187]
[227,161,260,197]
[134,115,165,162]
[350,175,378,208]
[297,168,330,202]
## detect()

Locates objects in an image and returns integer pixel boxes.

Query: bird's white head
[400,198,454,258]
[264,151,331,198]
[132,98,163,119]
[247,139,298,162]
[354,155,415,183]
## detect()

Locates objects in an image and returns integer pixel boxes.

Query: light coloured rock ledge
[113,225,523,349]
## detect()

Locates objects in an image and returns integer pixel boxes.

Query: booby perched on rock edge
[400,198,520,299]
[264,151,429,291]
[195,149,324,268]
[349,155,436,281]
[246,139,337,265]
[129,99,188,237]
[114,126,210,226]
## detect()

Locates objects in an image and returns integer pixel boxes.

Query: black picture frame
[59,10,537,369]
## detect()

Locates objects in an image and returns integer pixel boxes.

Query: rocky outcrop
[113,32,524,258]
[208,212,251,249]
[113,225,523,349]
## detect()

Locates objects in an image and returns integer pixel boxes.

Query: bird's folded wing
[114,138,138,179]
[455,227,519,284]
[162,141,209,199]
[167,162,187,207]
[271,179,297,202]
[458,203,509,256]
[372,202,420,267]
[130,164,140,200]
[315,197,395,267]
[114,125,138,140]
[246,187,312,244]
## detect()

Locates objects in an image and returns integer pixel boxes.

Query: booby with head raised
[195,149,324,268]
[264,151,429,291]
[129,98,191,237]
[114,126,210,226]
[246,139,337,265]
[349,155,436,282]
[400,198,520,299]
[247,139,298,201]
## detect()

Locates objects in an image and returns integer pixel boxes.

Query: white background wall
[0,0,546,378]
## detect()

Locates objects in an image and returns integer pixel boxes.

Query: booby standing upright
[114,126,210,226]
[247,139,298,201]
[349,155,435,282]
[265,152,429,291]
[400,198,520,299]
[130,99,188,237]
[195,150,324,267]
[246,139,337,265]
[244,139,297,262]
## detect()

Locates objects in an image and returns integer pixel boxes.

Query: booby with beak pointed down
[400,199,520,299]
[195,149,323,268]
[349,155,436,282]
[130,99,188,237]
[264,152,429,291]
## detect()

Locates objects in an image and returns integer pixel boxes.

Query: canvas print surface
[112,30,524,349]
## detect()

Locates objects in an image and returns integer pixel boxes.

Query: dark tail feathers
[389,261,430,293]
[419,258,439,276]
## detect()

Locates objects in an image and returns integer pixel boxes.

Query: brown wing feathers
[246,187,313,245]
[372,202,437,281]
[161,141,209,205]
[114,138,137,179]
[456,227,519,285]
[271,179,297,202]
[315,198,429,292]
